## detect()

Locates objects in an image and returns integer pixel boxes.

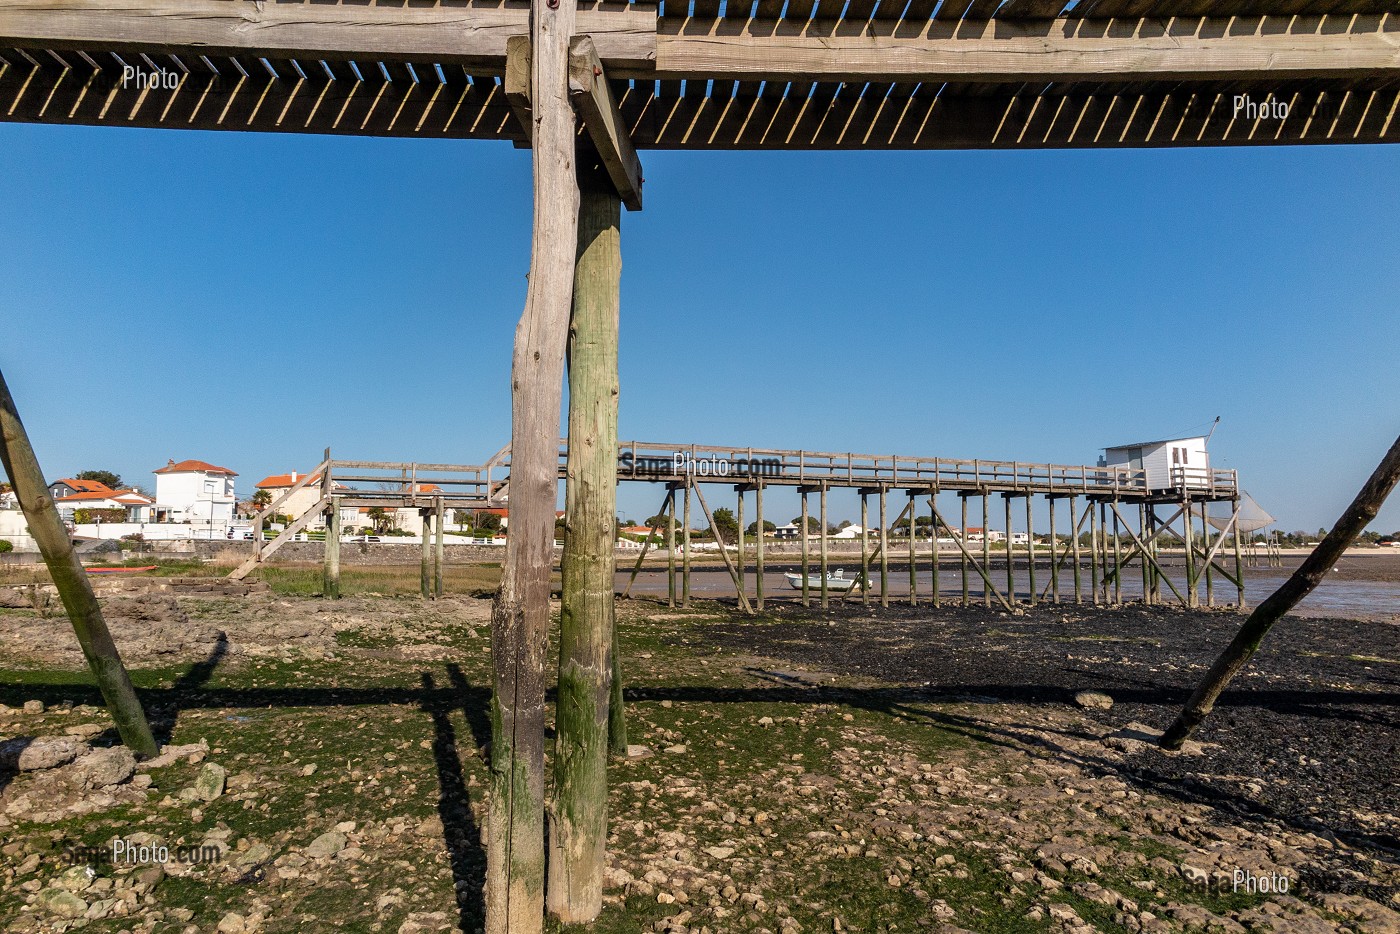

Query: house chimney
[167,459,175,467]
[291,472,298,483]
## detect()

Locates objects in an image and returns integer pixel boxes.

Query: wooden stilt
[960,494,969,606]
[981,493,991,608]
[1182,494,1197,608]
[800,489,811,607]
[1232,497,1246,610]
[323,497,342,599]
[879,488,889,608]
[693,484,753,614]
[682,482,692,607]
[1202,503,1215,607]
[1089,501,1100,605]
[666,488,677,608]
[0,369,158,759]
[907,491,917,607]
[1139,503,1151,605]
[550,164,622,923]
[1004,495,1015,605]
[736,486,746,604]
[489,6,580,925]
[755,482,765,611]
[860,493,870,607]
[930,493,940,608]
[817,487,828,610]
[621,489,670,599]
[434,497,445,599]
[1048,496,1058,604]
[420,509,433,600]
[929,502,1015,612]
[1111,502,1121,604]
[1025,495,1036,607]
[1070,496,1082,604]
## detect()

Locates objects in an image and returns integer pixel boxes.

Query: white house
[153,459,238,527]
[1103,436,1210,492]
[772,522,801,540]
[54,488,156,522]
[254,471,349,528]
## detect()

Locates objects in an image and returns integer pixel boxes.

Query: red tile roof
[56,489,153,504]
[155,459,237,476]
[55,478,114,493]
[255,472,322,489]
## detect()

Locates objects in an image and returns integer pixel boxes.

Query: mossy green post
[549,168,621,923]
[0,369,157,759]
[1162,433,1400,749]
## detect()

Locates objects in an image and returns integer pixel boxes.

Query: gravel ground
[701,602,1400,894]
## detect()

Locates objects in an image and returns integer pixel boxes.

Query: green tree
[790,515,822,534]
[76,469,122,489]
[251,489,273,510]
[746,519,777,536]
[366,507,391,533]
[644,514,671,530]
[712,507,739,543]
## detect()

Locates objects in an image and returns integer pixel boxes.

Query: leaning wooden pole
[755,482,765,611]
[420,509,433,600]
[1161,433,1400,750]
[549,164,621,923]
[488,0,579,927]
[0,370,157,759]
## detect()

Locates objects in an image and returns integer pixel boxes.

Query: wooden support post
[860,493,870,607]
[550,163,622,924]
[682,482,692,607]
[1139,503,1151,605]
[621,489,670,599]
[736,486,746,604]
[421,509,433,600]
[981,493,991,607]
[489,0,579,925]
[1024,495,1036,608]
[1162,433,1400,749]
[666,488,677,608]
[323,497,342,599]
[907,491,918,607]
[1070,496,1082,604]
[1111,502,1121,604]
[800,489,811,607]
[930,501,1015,612]
[879,488,889,608]
[960,495,969,607]
[1202,503,1214,607]
[930,494,939,608]
[1232,498,1245,610]
[1182,495,1197,608]
[1089,501,1100,605]
[0,369,158,759]
[820,484,830,609]
[1048,497,1058,604]
[1004,495,1015,605]
[434,497,445,599]
[755,482,765,611]
[693,484,753,614]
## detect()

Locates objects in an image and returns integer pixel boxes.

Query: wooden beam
[0,0,656,73]
[506,34,534,144]
[654,16,1400,83]
[569,36,644,210]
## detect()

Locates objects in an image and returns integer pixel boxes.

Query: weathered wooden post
[1024,495,1036,607]
[755,482,765,611]
[1003,495,1015,604]
[1201,503,1214,607]
[1162,433,1400,749]
[1048,496,1059,603]
[1070,496,1082,604]
[1111,503,1122,603]
[906,491,917,607]
[800,489,811,607]
[860,493,870,606]
[0,370,157,759]
[736,486,746,603]
[1088,501,1100,605]
[1231,497,1245,610]
[820,484,829,608]
[682,482,692,607]
[434,497,446,599]
[420,509,433,600]
[489,3,580,928]
[666,488,677,608]
[1182,494,1197,608]
[981,493,991,607]
[879,488,889,608]
[960,494,970,606]
[323,497,342,599]
[930,493,940,608]
[550,158,621,922]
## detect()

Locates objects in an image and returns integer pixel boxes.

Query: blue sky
[2,124,1397,533]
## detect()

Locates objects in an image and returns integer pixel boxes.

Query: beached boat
[784,570,863,592]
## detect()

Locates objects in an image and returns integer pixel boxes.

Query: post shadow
[420,671,487,931]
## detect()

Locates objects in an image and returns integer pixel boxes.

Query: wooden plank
[570,36,644,210]
[0,0,657,75]
[505,34,532,140]
[653,17,1400,82]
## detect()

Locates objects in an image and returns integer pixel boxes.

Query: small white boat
[785,570,863,592]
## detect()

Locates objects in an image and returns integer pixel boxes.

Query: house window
[1181,448,1188,465]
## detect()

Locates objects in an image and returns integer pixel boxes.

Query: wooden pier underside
[0,1,1396,150]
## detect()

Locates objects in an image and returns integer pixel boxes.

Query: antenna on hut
[1205,416,1221,447]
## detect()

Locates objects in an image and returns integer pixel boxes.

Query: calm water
[619,563,1400,621]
